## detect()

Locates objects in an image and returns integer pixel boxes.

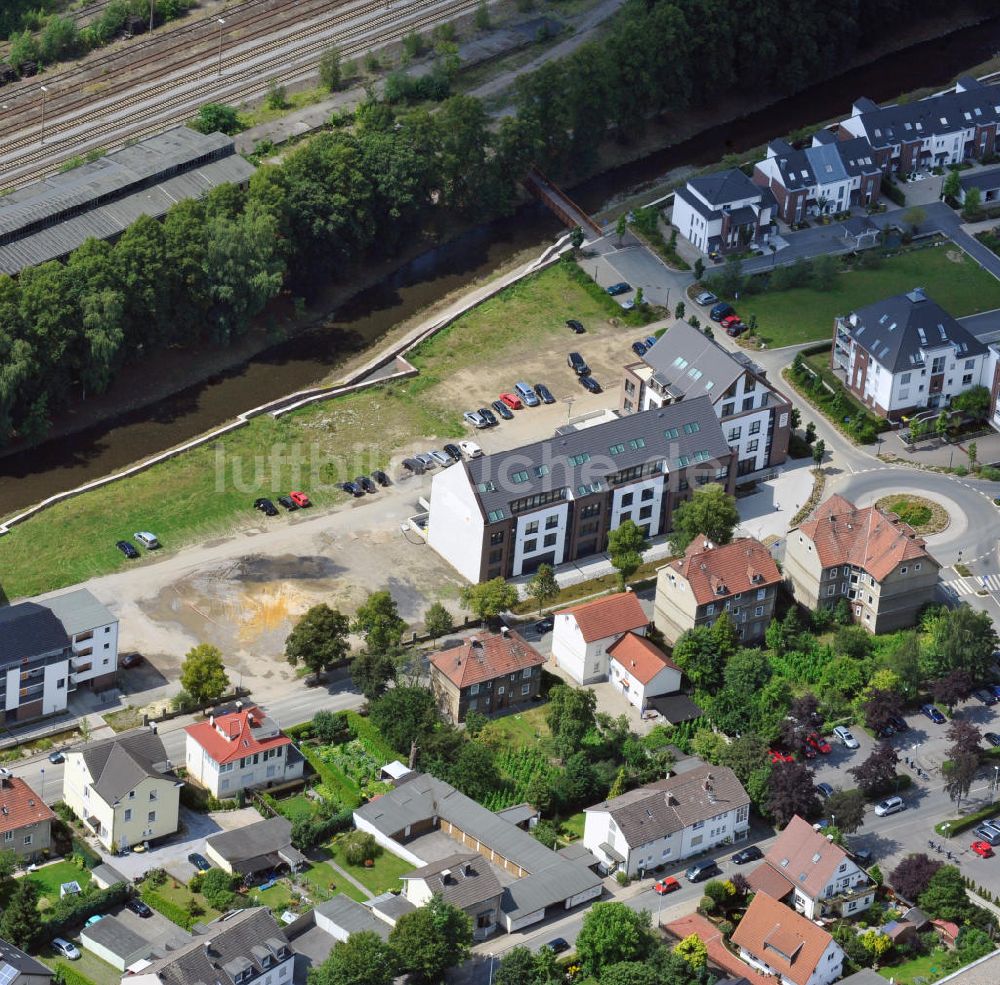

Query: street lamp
[216,18,226,76]
[39,768,45,802]
[150,0,155,33]
[487,953,495,985]
[39,84,48,142]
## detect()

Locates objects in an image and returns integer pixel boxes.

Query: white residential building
[672,168,775,254]
[607,632,681,712]
[551,591,649,685]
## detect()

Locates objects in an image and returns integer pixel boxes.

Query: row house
[621,321,792,476]
[671,168,775,254]
[427,400,735,583]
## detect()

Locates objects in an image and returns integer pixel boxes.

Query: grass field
[745,243,1000,348]
[327,838,415,896]
[301,859,370,903]
[43,950,119,985]
[878,949,950,984]
[31,861,92,909]
[0,260,623,600]
[275,794,319,823]
[482,705,551,750]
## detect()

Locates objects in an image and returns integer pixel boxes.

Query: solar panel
[0,963,18,985]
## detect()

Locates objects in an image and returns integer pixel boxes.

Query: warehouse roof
[81,915,149,961]
[315,895,390,941]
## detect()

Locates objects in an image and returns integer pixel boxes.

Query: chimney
[247,712,255,727]
[236,700,244,712]
[150,722,157,735]
[463,862,472,876]
[210,715,215,728]
[500,626,509,636]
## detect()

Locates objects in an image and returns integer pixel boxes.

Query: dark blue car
[920,703,946,724]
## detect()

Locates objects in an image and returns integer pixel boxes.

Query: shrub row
[42,882,130,945]
[141,887,198,930]
[881,177,906,207]
[290,806,354,852]
[54,966,100,985]
[936,802,1000,837]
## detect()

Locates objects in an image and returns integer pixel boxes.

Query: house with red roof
[606,632,681,711]
[784,493,940,632]
[428,630,545,723]
[0,771,55,862]
[552,591,649,685]
[654,536,782,645]
[185,704,304,798]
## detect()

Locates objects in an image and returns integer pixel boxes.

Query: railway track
[0,0,485,190]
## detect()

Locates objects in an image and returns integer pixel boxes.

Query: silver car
[428,450,452,468]
[463,410,488,429]
[414,453,436,470]
[52,938,80,960]
[833,725,859,749]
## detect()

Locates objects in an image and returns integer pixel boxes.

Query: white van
[874,796,905,817]
[134,531,160,550]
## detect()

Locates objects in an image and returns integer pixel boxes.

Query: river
[3,14,1000,516]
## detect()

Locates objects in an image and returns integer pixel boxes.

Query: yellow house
[62,727,182,852]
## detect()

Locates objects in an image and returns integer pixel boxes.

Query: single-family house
[0,939,53,985]
[583,761,750,876]
[400,852,503,940]
[204,816,306,879]
[672,169,775,254]
[732,891,846,985]
[551,590,648,685]
[606,632,681,711]
[0,771,55,862]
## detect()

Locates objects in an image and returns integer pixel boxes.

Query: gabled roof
[585,763,749,847]
[761,815,855,901]
[688,168,762,207]
[0,776,55,836]
[607,632,678,684]
[667,536,782,606]
[0,938,53,985]
[402,852,502,911]
[797,493,935,582]
[959,166,1000,193]
[838,288,984,373]
[0,603,68,665]
[314,894,390,941]
[732,892,839,985]
[429,631,545,689]
[185,706,291,766]
[560,591,648,643]
[746,860,796,901]
[206,816,305,873]
[78,728,175,805]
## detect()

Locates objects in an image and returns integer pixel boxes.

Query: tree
[318,45,344,91]
[919,865,973,922]
[460,577,518,625]
[882,631,923,696]
[443,741,501,803]
[812,254,838,291]
[903,206,927,234]
[812,438,826,467]
[312,710,349,745]
[952,385,991,421]
[494,949,543,985]
[607,520,649,590]
[935,410,950,442]
[527,563,560,614]
[369,686,439,756]
[962,185,982,220]
[350,647,397,701]
[944,718,981,810]
[546,684,597,760]
[925,605,998,680]
[672,933,709,971]
[890,853,943,903]
[766,760,820,827]
[0,849,17,882]
[575,902,655,977]
[932,668,974,712]
[859,929,892,967]
[309,931,397,985]
[616,212,628,244]
[804,421,817,443]
[862,688,904,736]
[670,484,740,553]
[342,830,381,865]
[969,440,978,470]
[675,301,685,319]
[192,103,242,135]
[956,927,995,965]
[180,643,230,707]
[0,879,38,950]
[389,894,472,983]
[942,170,962,200]
[570,226,585,251]
[672,624,726,691]
[531,819,560,849]
[600,963,659,985]
[352,590,407,653]
[694,257,705,281]
[201,868,237,909]
[834,624,872,660]
[265,81,288,110]
[423,601,454,639]
[908,416,925,443]
[850,741,899,797]
[285,604,350,677]
[825,789,866,833]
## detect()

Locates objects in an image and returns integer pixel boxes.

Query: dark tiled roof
[314,895,390,940]
[0,604,69,665]
[79,728,175,804]
[205,817,304,874]
[960,166,1000,192]
[401,852,502,911]
[463,399,729,521]
[0,937,53,985]
[687,168,761,207]
[839,288,985,373]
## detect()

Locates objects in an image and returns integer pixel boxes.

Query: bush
[55,965,98,985]
[200,868,237,910]
[881,177,906,207]
[978,465,1000,482]
[615,870,630,886]
[718,920,734,938]
[42,883,129,945]
[342,830,381,866]
[313,710,350,745]
[291,805,353,851]
[70,837,101,869]
[142,887,197,930]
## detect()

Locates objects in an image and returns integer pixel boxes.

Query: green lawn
[300,860,370,904]
[42,950,120,985]
[483,705,551,750]
[878,948,950,984]
[327,839,415,896]
[143,877,222,924]
[275,794,319,823]
[0,260,623,600]
[251,879,297,913]
[30,861,92,909]
[559,812,587,842]
[744,243,1000,348]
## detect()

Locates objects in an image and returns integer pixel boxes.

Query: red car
[720,314,742,329]
[769,749,794,764]
[800,743,817,760]
[654,877,681,895]
[499,392,523,410]
[289,491,311,508]
[972,840,994,859]
[806,732,832,755]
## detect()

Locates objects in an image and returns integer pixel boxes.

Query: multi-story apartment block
[620,322,792,476]
[185,704,304,798]
[832,288,988,420]
[671,169,776,254]
[654,536,782,645]
[0,589,118,725]
[784,494,940,633]
[427,400,734,582]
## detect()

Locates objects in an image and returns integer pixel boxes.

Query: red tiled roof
[746,860,796,901]
[561,592,648,642]
[668,536,782,606]
[731,892,837,985]
[607,632,678,684]
[429,631,545,689]
[185,706,291,766]
[797,494,932,582]
[0,776,55,835]
[664,913,770,985]
[762,814,854,901]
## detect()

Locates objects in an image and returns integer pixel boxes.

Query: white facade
[609,476,665,537]
[792,854,874,920]
[737,938,845,985]
[672,193,718,252]
[68,617,119,689]
[608,657,680,710]
[427,463,486,583]
[185,738,301,798]
[511,502,570,577]
[551,616,648,686]
[583,801,750,877]
[5,660,68,717]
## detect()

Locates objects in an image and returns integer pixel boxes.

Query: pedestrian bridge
[523,167,602,238]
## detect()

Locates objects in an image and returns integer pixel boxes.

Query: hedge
[346,711,398,762]
[55,966,100,985]
[42,882,130,945]
[301,746,362,809]
[141,887,198,930]
[936,802,1000,837]
[70,836,101,869]
[881,176,906,206]
[291,806,354,851]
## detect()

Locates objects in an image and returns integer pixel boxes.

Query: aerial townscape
[8,3,1000,985]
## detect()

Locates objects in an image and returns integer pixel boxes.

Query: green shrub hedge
[141,887,197,930]
[55,966,100,985]
[42,882,129,945]
[881,177,906,206]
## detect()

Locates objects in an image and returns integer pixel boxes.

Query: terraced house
[427,400,734,582]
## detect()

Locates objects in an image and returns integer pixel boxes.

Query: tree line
[0,0,974,449]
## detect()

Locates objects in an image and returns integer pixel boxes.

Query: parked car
[875,723,896,739]
[85,915,104,927]
[720,314,742,329]
[731,846,762,865]
[339,481,363,497]
[975,688,999,706]
[134,531,159,549]
[921,704,946,724]
[48,749,65,764]
[631,340,647,357]
[567,352,590,376]
[546,938,570,955]
[806,732,832,755]
[415,453,437,470]
[253,498,278,517]
[874,796,905,817]
[991,683,1000,700]
[478,406,499,426]
[975,825,1000,846]
[833,725,859,749]
[644,336,658,349]
[443,444,462,462]
[116,540,140,559]
[726,321,747,337]
[126,898,153,918]
[458,440,482,458]
[579,375,602,394]
[402,457,425,474]
[972,840,995,859]
[499,392,523,410]
[277,495,297,511]
[515,382,540,406]
[463,410,489,429]
[491,399,514,421]
[289,490,311,507]
[685,860,720,883]
[371,470,391,486]
[606,282,631,296]
[356,475,377,493]
[985,732,1000,748]
[800,742,817,759]
[188,852,211,871]
[888,714,909,733]
[710,302,734,322]
[427,451,452,468]
[566,319,585,333]
[695,291,718,306]
[52,939,80,960]
[535,383,555,404]
[654,876,681,894]
[817,782,834,799]
[620,298,637,311]
[121,653,141,669]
